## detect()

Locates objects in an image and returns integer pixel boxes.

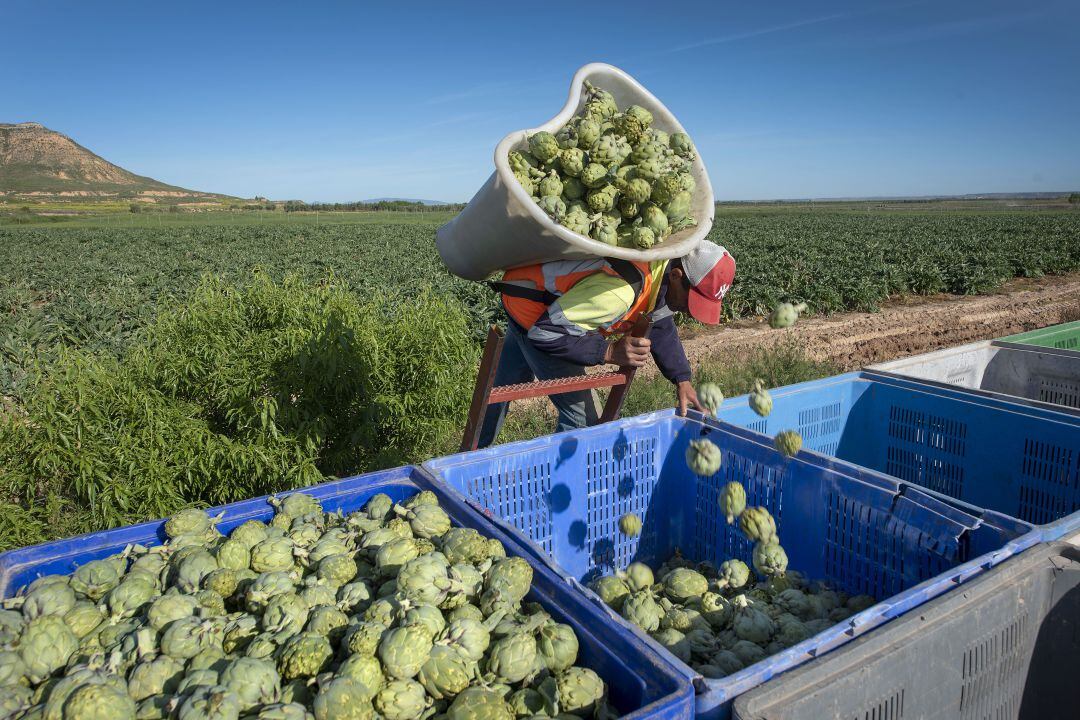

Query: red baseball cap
[682,243,736,325]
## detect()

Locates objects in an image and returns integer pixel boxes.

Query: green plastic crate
[999,320,1080,351]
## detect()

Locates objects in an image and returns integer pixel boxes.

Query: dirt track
[668,272,1080,374]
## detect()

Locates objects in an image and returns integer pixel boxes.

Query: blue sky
[6,0,1079,202]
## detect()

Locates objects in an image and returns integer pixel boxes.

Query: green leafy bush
[0,274,477,549]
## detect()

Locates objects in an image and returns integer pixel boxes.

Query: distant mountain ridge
[0,122,233,203]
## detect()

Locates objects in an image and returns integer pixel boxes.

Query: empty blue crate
[714,371,1080,536]
[423,412,1038,719]
[0,466,694,720]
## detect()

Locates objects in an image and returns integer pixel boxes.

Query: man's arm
[647,314,691,384]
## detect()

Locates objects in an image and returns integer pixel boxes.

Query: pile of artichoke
[590,554,876,680]
[509,81,698,249]
[0,492,611,720]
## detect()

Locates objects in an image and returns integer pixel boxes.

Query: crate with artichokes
[510,81,699,249]
[587,419,875,680]
[0,491,613,720]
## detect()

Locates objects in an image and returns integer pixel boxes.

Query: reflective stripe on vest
[500,258,668,337]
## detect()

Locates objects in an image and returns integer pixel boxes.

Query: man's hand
[676,380,699,417]
[605,336,651,368]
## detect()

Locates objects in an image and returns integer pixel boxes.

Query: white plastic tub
[867,340,1080,411]
[436,63,715,281]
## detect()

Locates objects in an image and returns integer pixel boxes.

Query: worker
[478,242,735,448]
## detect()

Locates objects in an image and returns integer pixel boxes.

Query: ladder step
[488,372,627,402]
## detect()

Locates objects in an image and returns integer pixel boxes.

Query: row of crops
[3,210,1077,405]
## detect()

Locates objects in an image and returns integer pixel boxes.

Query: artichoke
[277,632,332,681]
[438,618,490,663]
[556,667,605,718]
[62,682,136,720]
[417,644,472,699]
[579,163,609,189]
[173,550,218,593]
[396,555,453,606]
[590,134,631,168]
[19,616,77,683]
[560,209,591,236]
[250,537,303,574]
[374,679,429,720]
[106,576,156,620]
[696,382,724,418]
[663,190,693,225]
[585,185,618,214]
[652,627,691,663]
[558,147,585,178]
[160,617,222,660]
[621,562,654,592]
[263,593,310,640]
[662,568,708,603]
[730,639,767,666]
[536,171,562,199]
[527,132,560,164]
[576,117,601,147]
[343,620,386,657]
[246,572,297,613]
[164,508,215,539]
[176,686,241,720]
[336,654,383,697]
[670,132,696,160]
[639,203,669,237]
[270,492,322,520]
[769,301,807,329]
[617,513,642,538]
[378,624,433,679]
[257,703,315,720]
[219,657,281,710]
[318,553,358,587]
[0,610,23,646]
[718,481,747,524]
[312,678,375,720]
[446,687,513,720]
[848,594,877,613]
[590,576,629,611]
[718,559,751,590]
[145,592,196,632]
[752,541,789,577]
[774,430,803,458]
[0,651,25,689]
[629,225,655,250]
[749,380,773,417]
[562,176,585,201]
[686,438,722,476]
[738,507,777,544]
[733,606,774,644]
[537,621,579,673]
[621,590,662,632]
[21,582,76,620]
[484,558,532,605]
[486,631,538,684]
[68,560,120,602]
[229,519,269,550]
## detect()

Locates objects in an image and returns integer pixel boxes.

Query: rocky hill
[0,122,233,205]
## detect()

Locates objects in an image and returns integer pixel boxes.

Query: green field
[3,205,1078,402]
[0,204,1077,548]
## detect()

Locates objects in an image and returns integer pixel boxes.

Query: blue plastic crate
[710,371,1080,535]
[0,466,694,720]
[423,412,1038,719]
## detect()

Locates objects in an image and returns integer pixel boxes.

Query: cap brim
[687,288,722,325]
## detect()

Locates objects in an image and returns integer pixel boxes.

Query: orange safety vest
[494,257,666,337]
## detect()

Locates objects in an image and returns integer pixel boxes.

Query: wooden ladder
[460,317,652,452]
